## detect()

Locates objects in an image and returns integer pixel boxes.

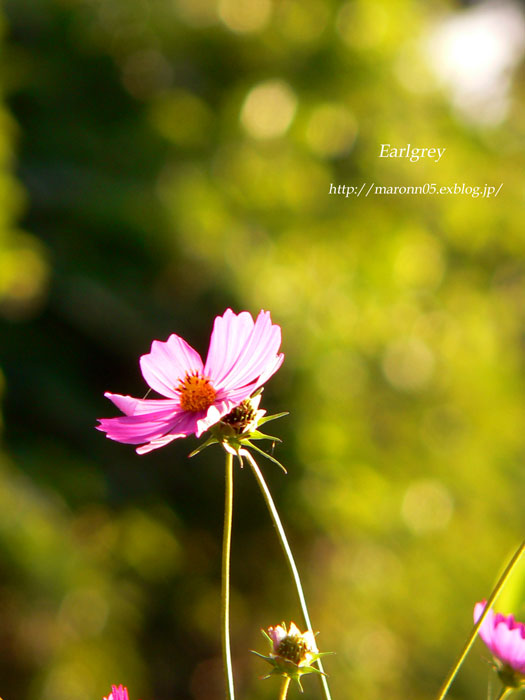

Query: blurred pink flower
[103,686,129,700]
[474,600,525,675]
[97,309,283,454]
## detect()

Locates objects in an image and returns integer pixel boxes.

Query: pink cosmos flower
[474,600,525,675]
[97,309,284,454]
[103,686,129,700]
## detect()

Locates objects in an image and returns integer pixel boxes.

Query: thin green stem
[436,540,525,700]
[497,687,516,700]
[242,449,332,700]
[222,452,235,700]
[279,676,292,700]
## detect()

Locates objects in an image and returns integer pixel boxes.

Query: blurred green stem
[496,688,515,700]
[436,540,525,700]
[222,451,235,700]
[242,449,332,700]
[279,676,291,700]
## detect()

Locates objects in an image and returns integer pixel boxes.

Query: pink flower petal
[221,352,284,405]
[268,624,287,650]
[104,392,180,416]
[474,601,525,674]
[103,686,129,700]
[493,622,523,668]
[97,407,194,445]
[194,400,239,438]
[474,601,495,648]
[210,310,283,393]
[204,309,255,385]
[303,630,318,652]
[140,334,204,398]
[136,431,188,454]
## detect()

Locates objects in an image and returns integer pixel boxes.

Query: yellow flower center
[178,372,216,413]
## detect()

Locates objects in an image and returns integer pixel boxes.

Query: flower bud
[189,390,288,472]
[267,622,318,666]
[220,394,265,435]
[253,620,331,690]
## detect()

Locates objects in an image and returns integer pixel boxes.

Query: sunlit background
[1,0,525,698]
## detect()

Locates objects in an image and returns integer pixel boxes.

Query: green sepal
[251,651,326,691]
[257,412,289,426]
[294,664,325,679]
[244,441,288,473]
[247,430,282,442]
[260,628,274,644]
[251,650,272,661]
[187,435,219,458]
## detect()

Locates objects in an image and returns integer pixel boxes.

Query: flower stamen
[178,372,216,412]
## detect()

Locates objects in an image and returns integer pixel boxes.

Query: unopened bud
[253,621,331,691]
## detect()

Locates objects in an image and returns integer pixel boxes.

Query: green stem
[242,449,332,700]
[222,452,235,700]
[496,687,516,700]
[436,540,525,700]
[279,676,292,700]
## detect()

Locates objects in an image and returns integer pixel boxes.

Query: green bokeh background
[1,0,525,698]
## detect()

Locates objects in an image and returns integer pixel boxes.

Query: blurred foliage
[1,0,525,699]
